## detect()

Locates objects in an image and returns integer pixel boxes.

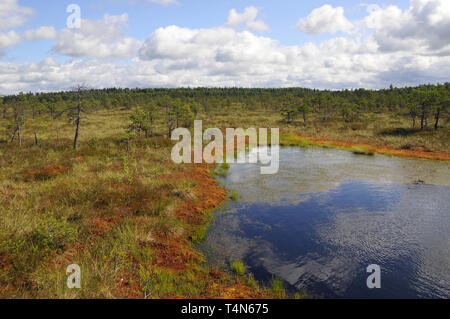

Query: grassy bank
[279,132,450,161]
[199,105,449,159]
[0,111,285,298]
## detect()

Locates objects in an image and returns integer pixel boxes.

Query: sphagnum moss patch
[0,117,278,298]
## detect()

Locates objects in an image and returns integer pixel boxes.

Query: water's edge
[201,147,450,298]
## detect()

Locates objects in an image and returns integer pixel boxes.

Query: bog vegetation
[0,84,449,298]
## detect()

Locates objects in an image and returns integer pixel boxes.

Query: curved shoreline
[282,132,450,161]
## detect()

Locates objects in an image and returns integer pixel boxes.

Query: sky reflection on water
[201,147,450,298]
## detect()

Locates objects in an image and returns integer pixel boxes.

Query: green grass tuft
[215,163,230,177]
[230,260,246,276]
[269,277,286,298]
[229,191,238,201]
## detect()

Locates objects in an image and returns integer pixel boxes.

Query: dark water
[201,147,450,299]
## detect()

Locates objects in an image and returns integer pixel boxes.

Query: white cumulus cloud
[23,26,57,41]
[297,5,354,34]
[365,0,450,53]
[52,14,143,58]
[0,31,21,50]
[0,0,34,30]
[226,6,269,32]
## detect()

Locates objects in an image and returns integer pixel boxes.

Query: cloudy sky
[0,0,449,94]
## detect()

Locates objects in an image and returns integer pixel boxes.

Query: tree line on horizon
[1,83,449,149]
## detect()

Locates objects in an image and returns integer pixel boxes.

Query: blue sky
[12,0,410,61]
[0,0,449,93]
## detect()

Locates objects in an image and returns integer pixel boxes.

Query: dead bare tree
[9,98,25,147]
[34,130,39,146]
[1,96,7,119]
[54,85,89,149]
